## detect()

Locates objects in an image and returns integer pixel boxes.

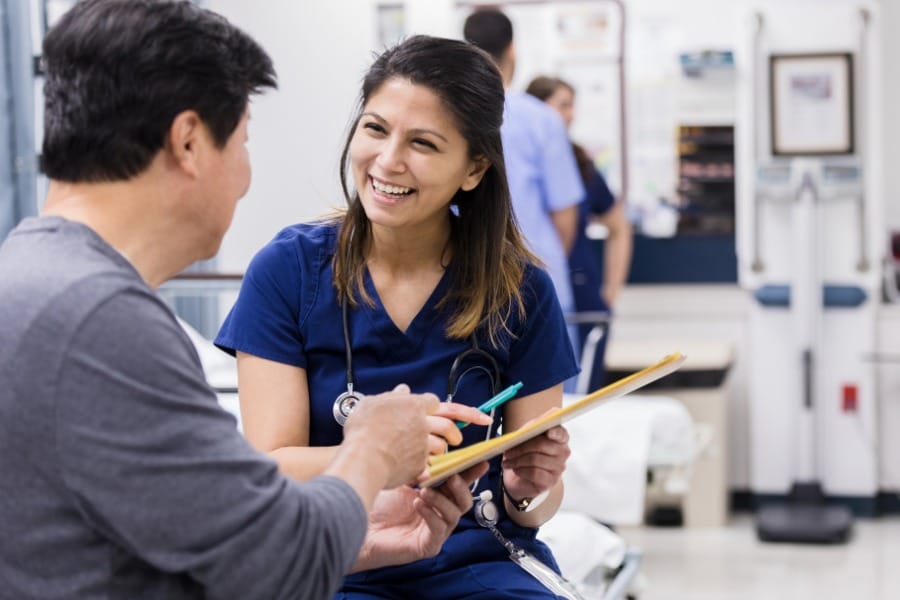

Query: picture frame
[769,52,854,156]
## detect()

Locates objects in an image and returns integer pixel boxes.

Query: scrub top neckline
[358,264,453,358]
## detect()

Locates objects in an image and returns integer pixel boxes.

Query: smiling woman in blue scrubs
[216,35,579,598]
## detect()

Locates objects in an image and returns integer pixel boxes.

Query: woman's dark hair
[334,35,535,346]
[40,0,277,182]
[525,75,594,184]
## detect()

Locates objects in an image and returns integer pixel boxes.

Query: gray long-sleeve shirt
[0,217,367,599]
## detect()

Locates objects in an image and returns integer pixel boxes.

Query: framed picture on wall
[769,52,854,156]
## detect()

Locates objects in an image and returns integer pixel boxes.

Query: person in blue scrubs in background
[526,76,633,391]
[216,36,578,598]
[463,9,586,369]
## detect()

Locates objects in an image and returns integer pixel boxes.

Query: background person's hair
[40,0,277,183]
[462,9,513,62]
[524,76,573,103]
[525,75,595,184]
[334,35,535,346]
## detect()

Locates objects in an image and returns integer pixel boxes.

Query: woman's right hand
[426,402,493,454]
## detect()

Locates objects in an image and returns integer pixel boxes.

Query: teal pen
[456,381,524,429]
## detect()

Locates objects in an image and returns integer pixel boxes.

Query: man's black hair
[41,0,277,182]
[462,9,513,62]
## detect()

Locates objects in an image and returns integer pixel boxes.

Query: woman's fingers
[427,416,461,448]
[427,433,448,455]
[458,462,490,486]
[433,402,493,428]
[501,426,570,496]
[502,425,569,460]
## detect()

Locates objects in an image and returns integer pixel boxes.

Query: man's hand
[350,462,489,573]
[339,384,439,491]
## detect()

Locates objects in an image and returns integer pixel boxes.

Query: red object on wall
[841,384,858,413]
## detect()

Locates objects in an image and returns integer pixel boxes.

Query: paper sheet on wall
[419,351,686,488]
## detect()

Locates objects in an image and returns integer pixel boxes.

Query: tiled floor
[617,515,900,600]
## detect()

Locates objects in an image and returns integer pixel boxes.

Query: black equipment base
[756,482,853,544]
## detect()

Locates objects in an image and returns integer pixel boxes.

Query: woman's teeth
[372,178,413,196]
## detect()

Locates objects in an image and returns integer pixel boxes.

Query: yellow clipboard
[419,351,687,488]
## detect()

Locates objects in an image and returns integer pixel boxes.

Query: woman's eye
[413,138,437,150]
[363,122,386,134]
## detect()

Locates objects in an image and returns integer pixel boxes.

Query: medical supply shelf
[677,125,735,235]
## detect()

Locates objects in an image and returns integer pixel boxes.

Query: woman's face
[349,77,487,234]
[545,85,575,128]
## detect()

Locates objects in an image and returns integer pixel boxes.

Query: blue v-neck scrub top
[216,222,579,598]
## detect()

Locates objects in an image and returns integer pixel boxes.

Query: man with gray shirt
[0,1,485,598]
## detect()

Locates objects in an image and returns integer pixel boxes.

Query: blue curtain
[0,0,37,241]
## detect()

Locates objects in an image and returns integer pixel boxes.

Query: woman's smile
[369,174,416,205]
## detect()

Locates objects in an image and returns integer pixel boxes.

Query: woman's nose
[376,139,407,173]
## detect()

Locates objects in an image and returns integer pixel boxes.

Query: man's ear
[461,156,490,192]
[167,110,205,178]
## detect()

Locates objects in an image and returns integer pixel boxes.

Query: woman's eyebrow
[360,112,448,143]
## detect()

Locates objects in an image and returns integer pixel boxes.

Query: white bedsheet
[560,394,694,526]
[538,510,626,581]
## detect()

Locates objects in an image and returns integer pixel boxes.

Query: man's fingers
[415,392,440,415]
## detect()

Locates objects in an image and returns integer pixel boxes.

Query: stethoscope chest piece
[333,385,364,426]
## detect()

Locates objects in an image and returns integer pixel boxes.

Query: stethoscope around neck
[333,296,502,426]
[333,299,577,595]
[333,297,538,539]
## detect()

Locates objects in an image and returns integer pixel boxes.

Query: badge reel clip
[473,490,585,600]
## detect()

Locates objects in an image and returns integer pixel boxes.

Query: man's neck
[42,176,193,288]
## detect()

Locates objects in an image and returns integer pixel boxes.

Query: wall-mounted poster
[377,4,405,48]
[769,52,854,156]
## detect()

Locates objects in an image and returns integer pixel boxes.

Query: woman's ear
[461,156,490,192]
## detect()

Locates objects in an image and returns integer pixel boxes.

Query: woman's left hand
[500,424,570,501]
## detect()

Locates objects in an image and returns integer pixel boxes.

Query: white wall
[882,0,900,229]
[206,0,379,272]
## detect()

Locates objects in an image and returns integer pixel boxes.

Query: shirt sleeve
[56,289,366,600]
[585,168,616,216]
[537,108,586,213]
[215,231,308,368]
[505,266,580,398]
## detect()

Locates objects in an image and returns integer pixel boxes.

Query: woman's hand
[350,462,489,572]
[425,402,492,455]
[500,423,570,501]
